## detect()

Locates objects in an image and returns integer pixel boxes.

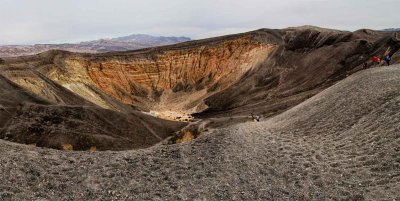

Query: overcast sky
[0,0,398,45]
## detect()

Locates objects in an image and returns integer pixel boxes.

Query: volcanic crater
[1,27,400,200]
[0,27,399,151]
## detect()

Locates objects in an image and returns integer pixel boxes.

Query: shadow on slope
[197,28,400,118]
[0,75,186,151]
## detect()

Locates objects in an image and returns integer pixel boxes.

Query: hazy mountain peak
[0,34,191,57]
[382,28,400,32]
[112,34,191,43]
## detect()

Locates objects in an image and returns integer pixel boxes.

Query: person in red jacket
[372,56,377,65]
[372,56,381,66]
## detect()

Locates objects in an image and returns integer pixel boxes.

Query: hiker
[363,62,368,69]
[372,56,381,66]
[250,113,260,122]
[384,55,392,66]
[372,56,378,65]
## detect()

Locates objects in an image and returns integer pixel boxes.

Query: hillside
[0,73,186,151]
[0,66,399,200]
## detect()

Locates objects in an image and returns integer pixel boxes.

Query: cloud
[0,0,399,45]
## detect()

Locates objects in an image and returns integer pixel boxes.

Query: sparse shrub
[175,130,200,144]
[62,144,73,151]
[89,146,97,152]
[0,58,4,65]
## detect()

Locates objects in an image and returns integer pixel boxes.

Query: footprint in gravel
[314,154,323,161]
[303,162,312,168]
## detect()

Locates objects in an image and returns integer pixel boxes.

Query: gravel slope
[1,66,400,200]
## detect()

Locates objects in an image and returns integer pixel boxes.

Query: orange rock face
[0,35,276,114]
[81,37,275,110]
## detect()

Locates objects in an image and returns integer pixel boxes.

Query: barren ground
[0,66,399,200]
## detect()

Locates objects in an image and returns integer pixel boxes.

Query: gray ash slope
[0,74,186,151]
[1,66,399,200]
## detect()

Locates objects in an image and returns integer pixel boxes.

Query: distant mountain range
[382,28,400,32]
[0,34,191,57]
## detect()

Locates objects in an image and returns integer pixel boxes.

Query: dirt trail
[0,66,399,200]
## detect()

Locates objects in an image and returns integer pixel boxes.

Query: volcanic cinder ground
[0,27,399,200]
